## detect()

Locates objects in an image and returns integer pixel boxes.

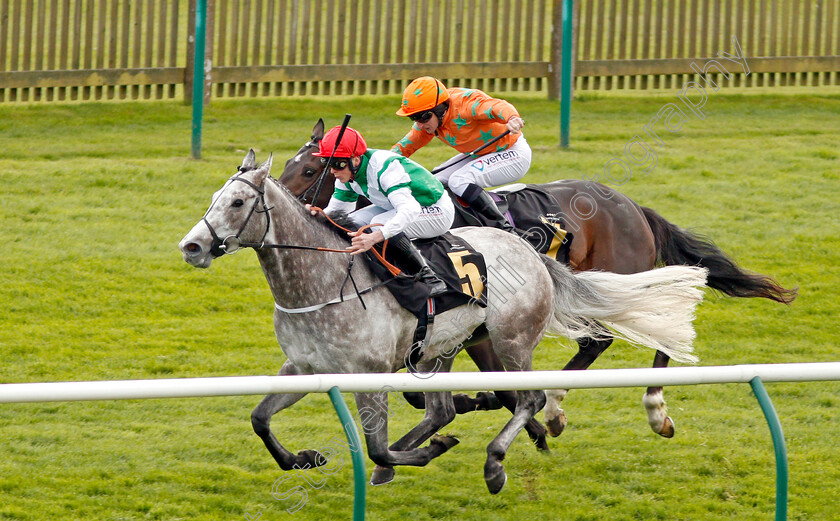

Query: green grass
[1,89,839,520]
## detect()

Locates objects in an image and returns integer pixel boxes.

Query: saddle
[449,184,574,264]
[365,232,488,319]
[364,232,489,371]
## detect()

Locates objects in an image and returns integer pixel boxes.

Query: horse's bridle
[296,138,327,205]
[202,170,274,257]
[200,167,401,312]
[201,168,371,258]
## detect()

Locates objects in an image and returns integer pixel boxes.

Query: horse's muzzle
[179,233,215,268]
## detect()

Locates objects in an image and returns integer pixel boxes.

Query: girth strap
[405,298,436,372]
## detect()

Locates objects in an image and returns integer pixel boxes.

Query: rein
[202,170,404,313]
[296,138,325,205]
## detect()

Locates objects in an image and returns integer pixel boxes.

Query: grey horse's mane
[260,171,359,243]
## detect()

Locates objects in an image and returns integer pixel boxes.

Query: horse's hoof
[484,464,508,495]
[429,434,459,456]
[370,465,395,486]
[476,391,503,411]
[657,416,675,438]
[534,435,550,452]
[296,449,325,467]
[546,412,567,437]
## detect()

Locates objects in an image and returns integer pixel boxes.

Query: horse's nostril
[186,243,201,253]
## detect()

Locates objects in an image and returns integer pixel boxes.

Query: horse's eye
[303,167,317,178]
[233,199,244,207]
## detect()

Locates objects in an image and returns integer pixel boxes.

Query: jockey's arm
[322,195,356,216]
[346,186,422,255]
[320,180,358,216]
[390,124,435,157]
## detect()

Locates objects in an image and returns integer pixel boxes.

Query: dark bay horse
[278,119,798,444]
[179,151,709,492]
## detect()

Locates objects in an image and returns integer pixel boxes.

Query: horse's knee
[251,409,271,438]
[437,401,457,428]
[424,395,457,431]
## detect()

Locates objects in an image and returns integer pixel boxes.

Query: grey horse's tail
[540,256,708,364]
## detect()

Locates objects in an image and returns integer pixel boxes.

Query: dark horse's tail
[641,206,797,304]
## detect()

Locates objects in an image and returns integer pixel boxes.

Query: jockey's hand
[507,116,525,134]
[347,229,385,255]
[304,204,318,216]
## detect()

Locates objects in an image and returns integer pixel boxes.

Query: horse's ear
[258,153,273,173]
[312,119,325,141]
[242,149,257,170]
[252,153,273,185]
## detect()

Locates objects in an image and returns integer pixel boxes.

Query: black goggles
[409,110,434,123]
[320,157,351,170]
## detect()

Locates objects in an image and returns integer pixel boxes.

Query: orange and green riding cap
[396,77,450,116]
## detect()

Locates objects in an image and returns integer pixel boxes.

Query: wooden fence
[573,0,840,91]
[1,0,838,104]
[0,0,185,102]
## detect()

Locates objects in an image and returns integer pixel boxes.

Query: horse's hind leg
[481,337,547,493]
[644,351,675,438]
[545,336,613,437]
[484,388,546,494]
[373,359,460,486]
[484,388,549,451]
[356,392,459,486]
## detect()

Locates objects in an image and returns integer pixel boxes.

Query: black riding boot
[461,183,516,234]
[388,233,448,297]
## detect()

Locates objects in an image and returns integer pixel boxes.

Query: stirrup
[418,267,447,297]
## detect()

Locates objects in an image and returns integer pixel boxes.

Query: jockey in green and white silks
[324,149,455,240]
[309,125,453,296]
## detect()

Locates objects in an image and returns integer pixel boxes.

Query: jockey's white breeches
[433,135,532,197]
[349,193,455,239]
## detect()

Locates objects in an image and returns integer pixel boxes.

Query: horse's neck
[314,172,336,208]
[257,181,372,306]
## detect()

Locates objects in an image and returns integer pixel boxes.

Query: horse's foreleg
[389,356,458,454]
[388,391,457,453]
[545,336,613,437]
[644,350,675,438]
[357,392,459,487]
[251,362,323,471]
[373,359,459,486]
[252,391,324,470]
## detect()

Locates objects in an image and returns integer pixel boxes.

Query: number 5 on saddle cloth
[364,232,488,371]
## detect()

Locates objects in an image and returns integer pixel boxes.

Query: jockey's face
[417,113,440,134]
[332,156,361,183]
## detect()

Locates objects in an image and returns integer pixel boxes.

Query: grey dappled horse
[179,150,708,493]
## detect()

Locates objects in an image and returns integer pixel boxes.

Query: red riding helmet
[313,126,368,158]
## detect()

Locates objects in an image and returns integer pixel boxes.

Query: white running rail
[2,362,839,403]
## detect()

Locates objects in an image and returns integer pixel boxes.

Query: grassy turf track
[1,89,838,520]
